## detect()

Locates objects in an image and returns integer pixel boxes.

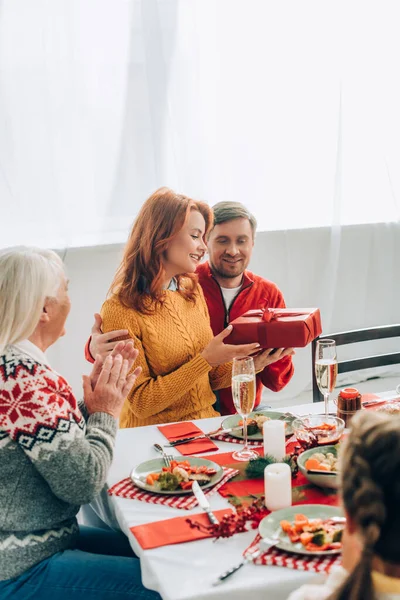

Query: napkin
[130,508,234,550]
[158,421,219,455]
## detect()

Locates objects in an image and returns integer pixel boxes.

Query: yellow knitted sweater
[100,285,232,428]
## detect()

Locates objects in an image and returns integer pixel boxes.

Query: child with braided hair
[287,410,400,600]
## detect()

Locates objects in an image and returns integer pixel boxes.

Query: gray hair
[0,247,65,354]
[211,201,257,238]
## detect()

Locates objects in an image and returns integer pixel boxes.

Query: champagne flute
[231,356,258,461]
[315,339,338,417]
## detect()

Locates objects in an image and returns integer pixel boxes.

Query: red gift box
[226,308,322,348]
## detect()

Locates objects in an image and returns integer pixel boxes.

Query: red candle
[339,387,359,399]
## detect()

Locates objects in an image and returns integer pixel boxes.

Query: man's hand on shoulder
[253,347,295,373]
[89,313,130,360]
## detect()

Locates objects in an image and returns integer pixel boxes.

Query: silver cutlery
[191,480,219,526]
[307,469,338,476]
[363,396,400,407]
[278,411,297,421]
[329,516,346,524]
[153,443,173,467]
[212,531,281,585]
[164,428,236,447]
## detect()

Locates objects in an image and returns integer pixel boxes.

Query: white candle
[263,420,286,460]
[264,463,292,511]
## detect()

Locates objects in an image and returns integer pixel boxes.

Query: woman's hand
[201,325,261,367]
[252,347,295,372]
[89,313,130,360]
[82,354,142,419]
[89,340,138,390]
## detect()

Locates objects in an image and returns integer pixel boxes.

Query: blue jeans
[0,526,160,600]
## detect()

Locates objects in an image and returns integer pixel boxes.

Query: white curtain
[1,0,400,398]
[1,0,400,249]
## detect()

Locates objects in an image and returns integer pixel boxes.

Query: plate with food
[221,410,294,440]
[259,504,344,555]
[130,457,224,495]
[297,445,339,489]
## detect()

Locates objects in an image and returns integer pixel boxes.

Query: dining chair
[312,324,400,402]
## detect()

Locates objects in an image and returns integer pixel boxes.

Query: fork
[278,411,297,421]
[153,443,173,467]
[212,533,281,585]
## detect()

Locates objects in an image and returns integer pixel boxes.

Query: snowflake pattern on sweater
[0,347,85,453]
[0,345,118,580]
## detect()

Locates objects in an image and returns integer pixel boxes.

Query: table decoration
[264,463,292,511]
[244,454,297,479]
[336,387,361,425]
[185,496,269,540]
[263,419,286,459]
[204,450,338,508]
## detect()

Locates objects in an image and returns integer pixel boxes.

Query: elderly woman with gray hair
[0,247,160,599]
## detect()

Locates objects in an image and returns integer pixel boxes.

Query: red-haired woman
[100,187,260,428]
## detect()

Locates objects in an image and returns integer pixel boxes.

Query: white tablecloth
[89,400,339,600]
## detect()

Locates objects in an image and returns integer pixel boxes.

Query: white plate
[221,410,294,440]
[259,504,343,555]
[130,456,224,495]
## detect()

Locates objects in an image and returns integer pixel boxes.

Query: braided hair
[329,410,400,600]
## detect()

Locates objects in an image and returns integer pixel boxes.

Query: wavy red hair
[110,187,212,313]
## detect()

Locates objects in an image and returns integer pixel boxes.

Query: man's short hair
[212,201,257,238]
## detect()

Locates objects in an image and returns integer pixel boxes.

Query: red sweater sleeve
[84,336,95,364]
[259,286,294,391]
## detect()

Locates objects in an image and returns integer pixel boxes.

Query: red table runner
[205,449,338,508]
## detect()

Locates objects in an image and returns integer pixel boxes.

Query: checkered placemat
[108,467,239,510]
[245,533,341,573]
[211,433,263,446]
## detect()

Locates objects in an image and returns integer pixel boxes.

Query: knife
[363,396,400,407]
[192,481,220,525]
[165,428,237,447]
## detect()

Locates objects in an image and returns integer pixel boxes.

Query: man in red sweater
[85,202,294,415]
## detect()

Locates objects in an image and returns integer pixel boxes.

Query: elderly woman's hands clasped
[82,341,141,419]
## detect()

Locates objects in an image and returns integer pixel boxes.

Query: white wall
[48,222,400,404]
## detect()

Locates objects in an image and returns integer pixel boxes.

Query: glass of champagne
[231,356,258,461]
[315,339,338,417]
